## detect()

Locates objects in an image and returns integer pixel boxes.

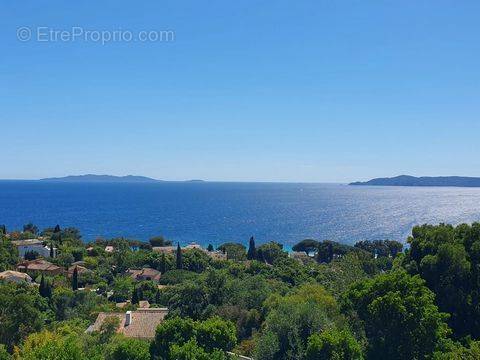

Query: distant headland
[39,174,204,183]
[350,175,480,187]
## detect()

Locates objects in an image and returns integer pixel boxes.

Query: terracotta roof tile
[88,308,168,339]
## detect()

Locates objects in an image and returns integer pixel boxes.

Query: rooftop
[17,259,63,273]
[87,308,168,339]
[0,270,33,283]
[127,268,162,282]
[11,239,43,246]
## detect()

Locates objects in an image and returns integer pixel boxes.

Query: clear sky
[1,1,479,182]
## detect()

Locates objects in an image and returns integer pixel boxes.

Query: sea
[1,181,479,247]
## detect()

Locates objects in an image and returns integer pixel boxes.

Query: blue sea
[1,181,480,247]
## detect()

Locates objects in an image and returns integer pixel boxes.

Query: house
[116,301,130,309]
[152,246,176,254]
[289,251,311,262]
[17,259,64,276]
[127,268,162,283]
[184,242,202,250]
[11,239,56,259]
[207,250,227,261]
[72,260,87,267]
[138,300,150,309]
[67,265,92,278]
[0,270,33,284]
[86,308,169,339]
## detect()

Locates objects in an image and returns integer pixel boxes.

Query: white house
[11,239,56,258]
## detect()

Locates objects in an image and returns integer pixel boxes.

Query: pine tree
[247,236,256,260]
[176,243,183,270]
[72,266,79,291]
[132,286,139,304]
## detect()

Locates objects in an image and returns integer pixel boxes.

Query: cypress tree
[39,274,47,297]
[46,280,52,298]
[159,253,166,273]
[207,244,214,252]
[54,224,61,233]
[72,266,79,291]
[50,242,54,258]
[0,225,6,235]
[176,243,183,270]
[132,286,139,304]
[247,236,256,260]
[155,290,161,304]
[327,242,334,262]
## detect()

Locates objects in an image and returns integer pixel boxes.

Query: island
[350,175,480,187]
[40,174,161,183]
[39,174,205,183]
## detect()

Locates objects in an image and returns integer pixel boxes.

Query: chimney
[125,311,132,326]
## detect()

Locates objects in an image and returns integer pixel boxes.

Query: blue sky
[1,1,479,182]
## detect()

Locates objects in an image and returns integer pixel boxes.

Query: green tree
[403,223,480,339]
[151,316,235,360]
[354,240,403,258]
[111,275,134,302]
[72,266,79,291]
[342,270,450,360]
[20,330,86,360]
[196,316,236,353]
[166,281,210,319]
[105,337,150,360]
[256,241,287,264]
[24,250,39,260]
[176,243,183,270]
[155,289,162,304]
[23,223,39,235]
[207,244,214,252]
[0,345,10,360]
[149,236,172,247]
[247,236,256,260]
[217,243,246,261]
[306,329,363,360]
[256,284,341,360]
[131,286,139,305]
[182,249,211,273]
[151,317,196,360]
[99,316,121,343]
[39,274,48,297]
[169,339,226,360]
[292,239,320,255]
[0,238,19,271]
[0,282,46,350]
[159,253,167,273]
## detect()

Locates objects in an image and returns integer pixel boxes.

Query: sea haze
[0,181,479,246]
